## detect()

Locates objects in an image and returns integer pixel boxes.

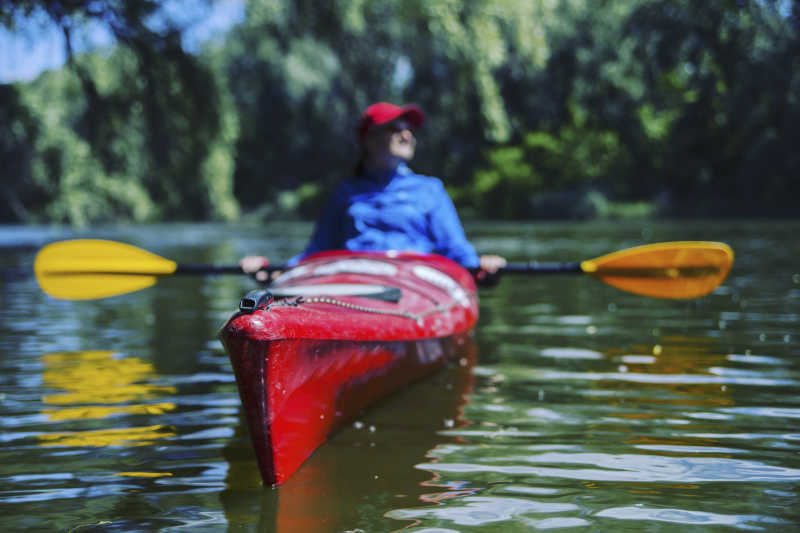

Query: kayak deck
[219,251,479,485]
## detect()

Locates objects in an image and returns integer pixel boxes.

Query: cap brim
[399,105,425,129]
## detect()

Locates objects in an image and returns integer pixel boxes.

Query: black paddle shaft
[174,264,248,275]
[499,262,583,274]
[469,261,583,287]
[175,262,583,277]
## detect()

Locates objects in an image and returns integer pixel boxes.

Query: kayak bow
[219,250,478,485]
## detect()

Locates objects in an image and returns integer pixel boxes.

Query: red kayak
[219,250,479,485]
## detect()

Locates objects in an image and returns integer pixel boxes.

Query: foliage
[1,0,798,224]
[1,0,238,225]
[0,84,42,221]
[222,0,566,209]
[470,101,632,219]
[564,0,800,213]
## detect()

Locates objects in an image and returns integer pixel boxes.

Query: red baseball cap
[357,102,425,140]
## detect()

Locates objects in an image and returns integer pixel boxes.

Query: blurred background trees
[1,0,797,225]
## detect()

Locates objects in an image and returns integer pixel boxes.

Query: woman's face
[364,119,416,162]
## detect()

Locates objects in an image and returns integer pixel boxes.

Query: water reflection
[219,338,478,532]
[403,333,800,530]
[37,350,176,450]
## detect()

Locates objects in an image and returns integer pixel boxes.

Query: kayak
[219,250,479,485]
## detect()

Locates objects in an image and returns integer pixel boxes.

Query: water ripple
[595,505,787,528]
[387,496,585,527]
[540,370,799,387]
[418,451,800,483]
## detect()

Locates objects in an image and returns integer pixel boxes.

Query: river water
[0,220,798,532]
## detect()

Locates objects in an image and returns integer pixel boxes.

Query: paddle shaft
[172,262,582,277]
[175,264,252,275]
[176,262,721,277]
[181,262,719,278]
[496,262,582,274]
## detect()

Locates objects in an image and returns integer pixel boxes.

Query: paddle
[33,239,733,301]
[495,241,734,299]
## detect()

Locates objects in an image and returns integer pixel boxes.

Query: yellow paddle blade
[580,241,734,299]
[34,239,177,300]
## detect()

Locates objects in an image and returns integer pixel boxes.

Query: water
[1,220,798,531]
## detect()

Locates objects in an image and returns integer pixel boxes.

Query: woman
[241,102,506,281]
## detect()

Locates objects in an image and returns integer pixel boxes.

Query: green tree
[2,0,798,223]
[0,84,42,221]
[1,0,239,224]
[567,0,800,214]
[622,0,800,215]
[223,0,565,211]
[466,0,799,217]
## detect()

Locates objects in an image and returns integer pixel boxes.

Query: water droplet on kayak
[652,345,663,356]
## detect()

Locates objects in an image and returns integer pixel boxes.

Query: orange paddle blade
[34,239,177,300]
[580,241,734,299]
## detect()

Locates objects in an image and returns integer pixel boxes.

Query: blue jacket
[290,163,479,267]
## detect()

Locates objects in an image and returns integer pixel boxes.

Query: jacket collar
[360,162,411,183]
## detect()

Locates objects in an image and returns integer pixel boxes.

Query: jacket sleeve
[427,179,480,268]
[287,187,347,266]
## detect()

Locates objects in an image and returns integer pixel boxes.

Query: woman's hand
[239,255,270,282]
[479,254,507,273]
[474,254,507,286]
